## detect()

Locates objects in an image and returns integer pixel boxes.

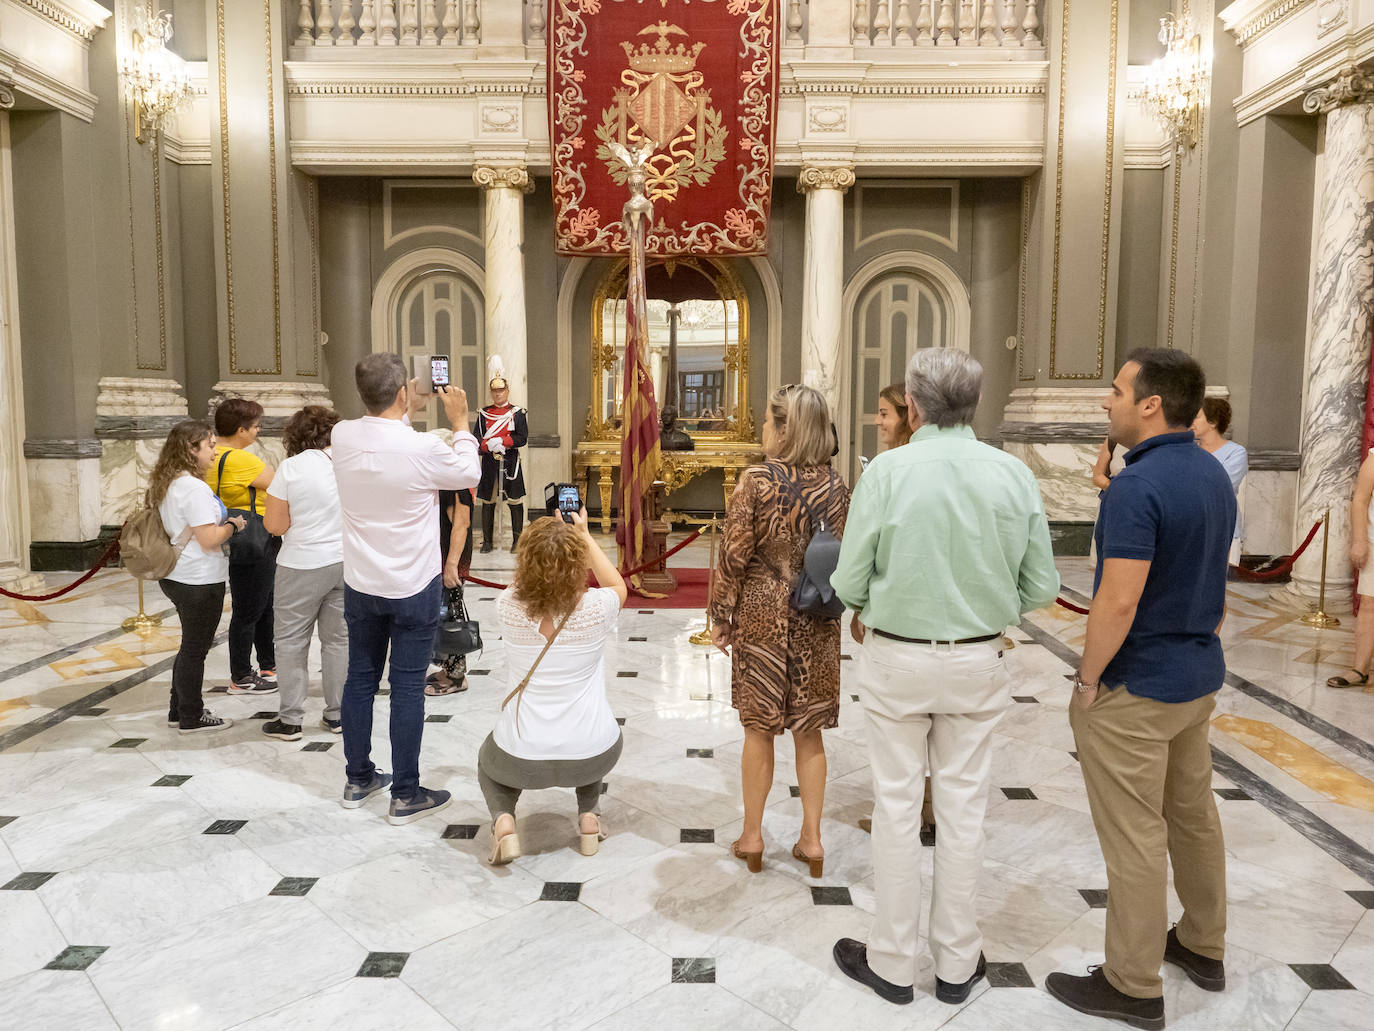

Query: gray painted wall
[1117,169,1164,356]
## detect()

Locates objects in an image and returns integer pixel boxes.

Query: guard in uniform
[476,356,528,553]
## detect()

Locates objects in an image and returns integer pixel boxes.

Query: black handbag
[218,451,275,565]
[434,585,482,659]
[773,468,845,620]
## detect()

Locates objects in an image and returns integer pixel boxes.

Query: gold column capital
[796,165,855,194]
[473,166,534,193]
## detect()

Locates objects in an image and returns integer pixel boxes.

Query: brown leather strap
[501,608,574,736]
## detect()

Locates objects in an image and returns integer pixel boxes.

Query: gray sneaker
[341,772,392,809]
[388,787,451,825]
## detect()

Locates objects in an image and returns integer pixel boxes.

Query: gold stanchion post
[689,517,719,645]
[1299,506,1341,628]
[121,578,163,633]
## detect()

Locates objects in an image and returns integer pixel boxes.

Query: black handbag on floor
[435,585,482,659]
[217,451,274,565]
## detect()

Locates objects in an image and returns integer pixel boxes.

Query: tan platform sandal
[792,842,824,879]
[577,813,608,856]
[487,817,521,866]
[731,839,763,873]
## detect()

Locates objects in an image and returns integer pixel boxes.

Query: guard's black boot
[479,505,495,554]
[509,504,524,553]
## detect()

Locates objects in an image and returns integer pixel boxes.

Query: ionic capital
[1303,64,1374,115]
[797,165,856,194]
[473,166,534,193]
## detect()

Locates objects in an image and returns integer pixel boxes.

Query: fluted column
[0,95,40,589]
[473,166,532,408]
[1290,71,1374,607]
[798,165,854,419]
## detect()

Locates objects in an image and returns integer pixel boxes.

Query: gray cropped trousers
[477,731,623,819]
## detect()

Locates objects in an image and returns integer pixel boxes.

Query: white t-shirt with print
[159,474,229,585]
[493,587,622,761]
[267,449,343,570]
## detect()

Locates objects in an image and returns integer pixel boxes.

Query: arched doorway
[843,254,971,481]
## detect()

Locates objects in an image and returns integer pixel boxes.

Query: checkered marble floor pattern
[1,552,1372,1030]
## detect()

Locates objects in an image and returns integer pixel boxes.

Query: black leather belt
[873,629,1002,646]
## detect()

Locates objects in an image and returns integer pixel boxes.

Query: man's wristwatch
[1072,671,1098,694]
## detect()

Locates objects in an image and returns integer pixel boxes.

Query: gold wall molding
[1166,152,1182,347]
[264,0,282,375]
[153,130,167,370]
[215,0,236,369]
[123,62,145,369]
[1048,0,1118,381]
[1017,174,1032,382]
[304,175,320,377]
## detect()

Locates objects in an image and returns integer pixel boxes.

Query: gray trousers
[477,731,623,819]
[273,562,347,726]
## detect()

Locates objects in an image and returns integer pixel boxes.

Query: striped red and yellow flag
[619,215,662,595]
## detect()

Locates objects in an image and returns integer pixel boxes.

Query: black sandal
[1326,669,1370,688]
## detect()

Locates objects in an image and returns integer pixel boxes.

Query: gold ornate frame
[585,257,756,445]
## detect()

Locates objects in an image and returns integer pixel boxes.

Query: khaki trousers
[1069,687,1227,998]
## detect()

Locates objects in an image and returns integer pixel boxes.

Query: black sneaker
[227,673,277,696]
[935,953,986,1004]
[320,715,342,734]
[167,715,178,729]
[1046,967,1165,1031]
[262,719,302,741]
[1165,926,1225,991]
[831,938,914,1005]
[258,667,278,684]
[387,786,452,825]
[341,772,392,809]
[179,711,233,734]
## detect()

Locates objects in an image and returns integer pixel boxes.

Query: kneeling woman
[479,510,627,864]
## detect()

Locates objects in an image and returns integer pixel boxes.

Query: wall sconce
[121,9,191,143]
[1140,14,1207,151]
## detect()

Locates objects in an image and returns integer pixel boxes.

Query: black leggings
[159,579,225,725]
[227,555,276,679]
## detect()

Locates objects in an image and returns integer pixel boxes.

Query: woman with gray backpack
[145,420,246,733]
[709,383,851,878]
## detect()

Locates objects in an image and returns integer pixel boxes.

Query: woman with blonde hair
[149,419,246,733]
[711,383,851,876]
[875,383,913,451]
[479,509,627,865]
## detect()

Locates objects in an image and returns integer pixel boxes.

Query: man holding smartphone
[331,354,479,825]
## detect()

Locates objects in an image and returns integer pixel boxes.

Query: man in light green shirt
[830,348,1059,1009]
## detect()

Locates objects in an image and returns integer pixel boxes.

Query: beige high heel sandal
[488,818,521,866]
[577,813,608,856]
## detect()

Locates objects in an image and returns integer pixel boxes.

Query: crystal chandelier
[1141,15,1207,151]
[121,10,191,143]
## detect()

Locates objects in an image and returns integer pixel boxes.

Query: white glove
[490,442,505,456]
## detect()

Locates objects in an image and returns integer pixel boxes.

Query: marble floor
[1,546,1373,1030]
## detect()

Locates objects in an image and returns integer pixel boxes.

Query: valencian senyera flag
[618,207,664,595]
[549,0,779,256]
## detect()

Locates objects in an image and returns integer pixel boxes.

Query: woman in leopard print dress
[710,384,850,877]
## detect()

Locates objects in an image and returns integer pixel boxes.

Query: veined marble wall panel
[1000,385,1110,522]
[100,439,161,527]
[1002,440,1105,522]
[1244,469,1300,555]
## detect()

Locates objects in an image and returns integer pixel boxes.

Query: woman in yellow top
[204,397,279,695]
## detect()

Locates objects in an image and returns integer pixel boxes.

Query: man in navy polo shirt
[1047,349,1235,1031]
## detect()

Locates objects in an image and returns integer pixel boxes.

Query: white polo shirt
[331,415,480,599]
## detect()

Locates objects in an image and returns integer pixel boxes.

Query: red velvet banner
[548,0,779,256]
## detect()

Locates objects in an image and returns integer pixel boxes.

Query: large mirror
[586,258,755,445]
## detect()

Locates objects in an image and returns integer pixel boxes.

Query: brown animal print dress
[709,460,851,734]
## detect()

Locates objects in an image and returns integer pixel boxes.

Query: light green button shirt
[831,424,1060,640]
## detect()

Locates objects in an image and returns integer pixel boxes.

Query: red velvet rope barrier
[462,525,707,591]
[1051,518,1325,616]
[0,535,122,602]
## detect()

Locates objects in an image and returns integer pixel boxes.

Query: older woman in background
[479,512,627,865]
[711,384,851,877]
[1193,397,1248,566]
[261,405,346,740]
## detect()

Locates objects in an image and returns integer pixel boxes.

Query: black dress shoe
[1164,926,1225,991]
[935,952,987,1004]
[831,938,914,1005]
[1046,967,1165,1030]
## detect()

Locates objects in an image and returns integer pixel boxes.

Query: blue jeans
[342,575,441,800]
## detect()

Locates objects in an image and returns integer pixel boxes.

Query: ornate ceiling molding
[12,0,109,43]
[782,79,1047,97]
[1221,0,1313,47]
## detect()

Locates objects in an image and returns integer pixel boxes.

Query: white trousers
[858,633,1009,987]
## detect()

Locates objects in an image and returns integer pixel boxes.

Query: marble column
[0,96,41,590]
[798,165,854,420]
[473,166,532,409]
[1289,72,1374,608]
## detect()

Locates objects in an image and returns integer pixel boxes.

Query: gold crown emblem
[622,22,704,75]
